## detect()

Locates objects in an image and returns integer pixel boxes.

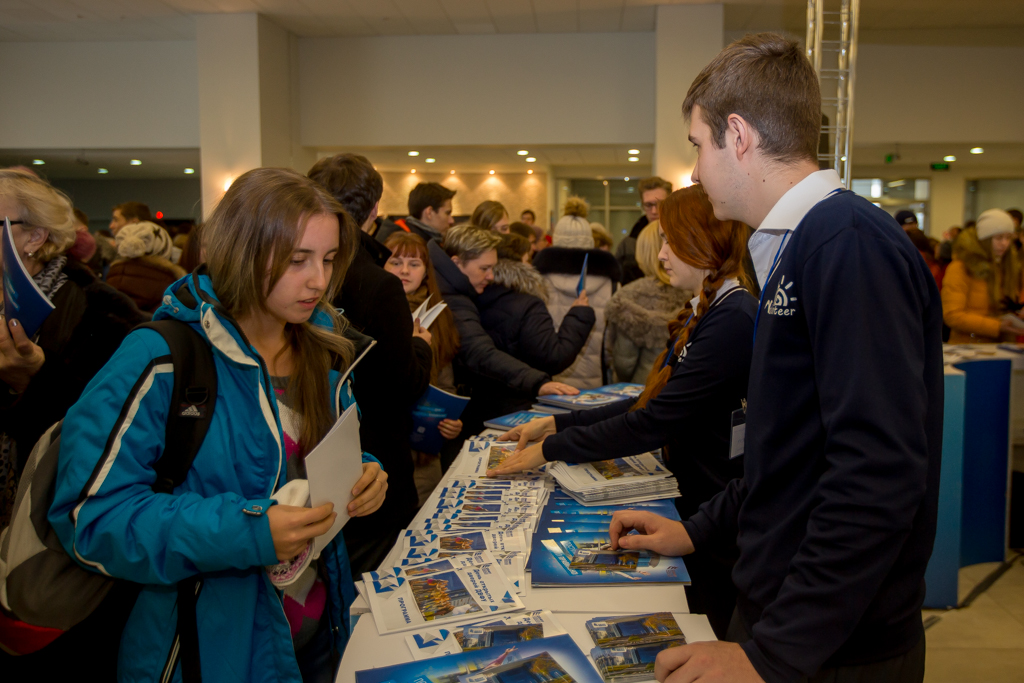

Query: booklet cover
[405,529,526,555]
[591,642,684,683]
[404,610,565,661]
[363,560,523,635]
[411,385,470,455]
[412,299,449,329]
[454,442,546,479]
[2,217,55,338]
[537,389,629,411]
[531,531,690,587]
[356,634,602,683]
[585,613,687,648]
[483,410,552,431]
[304,402,362,556]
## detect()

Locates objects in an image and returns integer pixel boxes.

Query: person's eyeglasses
[642,202,659,210]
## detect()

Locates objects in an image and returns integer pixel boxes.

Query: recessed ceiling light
[184,168,195,174]
[411,169,416,174]
[628,149,640,155]
[943,155,956,162]
[32,159,45,165]
[450,170,456,175]
[971,147,984,154]
[130,159,141,165]
[97,168,108,174]
[624,177,630,181]
[408,151,419,157]
[603,180,609,186]
[517,150,529,156]
[628,156,639,162]
[527,170,533,175]
[425,158,436,163]
[526,157,536,163]
[489,170,495,175]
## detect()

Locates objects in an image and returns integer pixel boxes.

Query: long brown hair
[203,167,358,454]
[384,232,461,382]
[632,185,751,410]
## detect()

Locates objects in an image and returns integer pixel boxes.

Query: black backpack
[0,317,217,683]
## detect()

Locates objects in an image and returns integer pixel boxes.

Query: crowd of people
[0,30,1006,683]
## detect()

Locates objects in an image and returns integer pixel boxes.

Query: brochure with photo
[410,385,470,455]
[482,410,553,431]
[591,642,684,683]
[585,613,687,648]
[355,634,601,683]
[404,529,527,555]
[403,611,566,661]
[2,217,56,337]
[454,441,547,479]
[531,531,690,587]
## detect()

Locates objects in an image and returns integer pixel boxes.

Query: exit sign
[930,163,951,171]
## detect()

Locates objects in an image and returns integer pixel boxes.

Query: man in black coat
[308,154,433,576]
[375,182,456,246]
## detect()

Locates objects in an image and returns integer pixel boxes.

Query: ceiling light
[628,149,640,155]
[602,180,609,186]
[184,168,195,174]
[98,168,108,174]
[628,156,639,162]
[32,159,44,165]
[410,169,416,174]
[130,159,141,165]
[971,147,984,154]
[450,170,456,175]
[517,150,528,156]
[223,177,233,191]
[526,157,536,163]
[408,151,419,157]
[489,170,495,175]
[527,170,533,175]
[624,177,629,181]
[840,156,847,162]
[425,158,436,163]
[943,155,956,162]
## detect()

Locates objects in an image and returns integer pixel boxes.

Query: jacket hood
[112,254,187,278]
[491,259,548,301]
[429,239,478,300]
[532,247,622,282]
[606,277,690,348]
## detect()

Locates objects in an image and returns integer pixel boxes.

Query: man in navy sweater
[611,33,942,683]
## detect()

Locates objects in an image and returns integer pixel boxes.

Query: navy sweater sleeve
[541,301,753,465]
[741,228,933,682]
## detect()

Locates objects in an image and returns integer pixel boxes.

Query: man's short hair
[497,233,531,261]
[73,208,89,227]
[682,32,821,164]
[508,222,534,241]
[114,201,152,222]
[408,182,456,220]
[520,209,536,220]
[307,153,383,227]
[637,177,673,196]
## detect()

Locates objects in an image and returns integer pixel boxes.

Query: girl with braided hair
[487,185,756,638]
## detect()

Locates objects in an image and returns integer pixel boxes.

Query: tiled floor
[923,557,1024,682]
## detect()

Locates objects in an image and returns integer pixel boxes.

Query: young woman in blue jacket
[49,168,388,683]
[487,185,757,638]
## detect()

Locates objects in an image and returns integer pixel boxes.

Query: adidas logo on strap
[180,404,203,418]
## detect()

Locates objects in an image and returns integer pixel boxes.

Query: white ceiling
[0,1,1020,43]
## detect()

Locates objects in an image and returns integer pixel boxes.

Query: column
[653,4,724,189]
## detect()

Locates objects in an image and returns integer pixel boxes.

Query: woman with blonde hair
[488,185,756,638]
[50,168,387,682]
[942,209,1023,342]
[605,221,693,383]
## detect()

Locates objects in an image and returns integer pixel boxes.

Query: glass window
[609,179,640,208]
[569,179,605,212]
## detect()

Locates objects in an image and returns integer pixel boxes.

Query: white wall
[0,41,199,149]
[298,33,656,147]
[855,45,1024,145]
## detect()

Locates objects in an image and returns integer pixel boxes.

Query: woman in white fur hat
[105,220,186,312]
[532,196,622,388]
[942,208,1023,343]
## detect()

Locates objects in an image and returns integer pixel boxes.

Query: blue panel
[924,371,965,608]
[958,359,1011,567]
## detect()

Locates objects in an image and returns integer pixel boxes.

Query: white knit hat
[115,221,174,260]
[551,197,595,249]
[976,209,1015,242]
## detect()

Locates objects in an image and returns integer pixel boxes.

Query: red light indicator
[155,211,164,219]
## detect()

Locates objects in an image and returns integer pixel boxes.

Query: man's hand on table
[655,641,765,683]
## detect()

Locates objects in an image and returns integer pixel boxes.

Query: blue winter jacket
[49,273,379,683]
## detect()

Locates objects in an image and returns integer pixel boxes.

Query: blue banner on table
[2,217,55,338]
[354,633,602,683]
[410,385,470,454]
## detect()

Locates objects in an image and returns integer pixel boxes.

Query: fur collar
[112,254,187,278]
[491,260,548,301]
[532,247,622,282]
[606,277,690,348]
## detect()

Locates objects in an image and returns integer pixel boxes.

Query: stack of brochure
[547,453,680,505]
[587,613,688,683]
[536,382,643,412]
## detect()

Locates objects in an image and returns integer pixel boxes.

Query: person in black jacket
[429,226,578,460]
[375,182,456,246]
[308,154,433,576]
[474,233,595,423]
[604,35,940,683]
[0,170,148,527]
[614,176,672,285]
[489,185,756,638]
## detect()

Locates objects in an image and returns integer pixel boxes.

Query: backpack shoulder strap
[134,318,218,495]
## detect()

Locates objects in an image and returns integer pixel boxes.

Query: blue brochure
[2,217,55,338]
[354,633,602,683]
[483,410,551,431]
[537,383,643,411]
[577,253,589,296]
[410,385,470,455]
[531,529,690,587]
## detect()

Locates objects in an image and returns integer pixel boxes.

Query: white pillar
[196,14,314,217]
[654,4,724,190]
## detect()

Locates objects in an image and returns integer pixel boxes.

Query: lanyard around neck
[752,232,791,346]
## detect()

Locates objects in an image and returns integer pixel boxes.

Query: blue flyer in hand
[577,253,589,296]
[2,217,55,338]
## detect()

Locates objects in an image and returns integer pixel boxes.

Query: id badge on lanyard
[729,399,747,460]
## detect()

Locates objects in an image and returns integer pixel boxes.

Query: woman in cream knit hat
[533,197,622,388]
[106,220,186,312]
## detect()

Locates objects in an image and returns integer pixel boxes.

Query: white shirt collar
[748,169,844,288]
[687,277,741,315]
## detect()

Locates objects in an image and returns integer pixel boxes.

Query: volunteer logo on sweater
[765,276,797,317]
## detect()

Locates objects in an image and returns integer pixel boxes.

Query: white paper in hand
[305,402,363,557]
